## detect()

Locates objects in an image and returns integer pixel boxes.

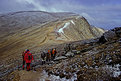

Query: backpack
[51,49,53,54]
[28,53,32,60]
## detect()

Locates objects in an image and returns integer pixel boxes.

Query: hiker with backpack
[41,51,46,65]
[24,49,34,71]
[52,48,57,60]
[51,48,53,60]
[22,50,28,70]
[46,49,51,62]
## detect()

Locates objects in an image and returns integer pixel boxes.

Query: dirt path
[18,70,41,81]
[13,68,62,81]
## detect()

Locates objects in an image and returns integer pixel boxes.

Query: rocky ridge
[1,27,121,81]
[0,11,105,69]
[0,11,106,80]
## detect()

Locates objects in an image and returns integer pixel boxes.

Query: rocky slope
[0,11,105,79]
[2,27,120,81]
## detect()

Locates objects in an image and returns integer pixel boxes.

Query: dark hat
[26,49,29,51]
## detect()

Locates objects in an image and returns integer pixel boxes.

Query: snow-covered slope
[55,16,105,41]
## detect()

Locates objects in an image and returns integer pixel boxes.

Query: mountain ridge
[0,11,105,70]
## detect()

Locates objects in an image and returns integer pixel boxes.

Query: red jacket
[52,49,57,55]
[24,51,34,63]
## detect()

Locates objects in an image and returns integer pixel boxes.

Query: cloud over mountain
[0,0,121,29]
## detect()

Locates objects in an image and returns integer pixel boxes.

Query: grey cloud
[0,0,121,29]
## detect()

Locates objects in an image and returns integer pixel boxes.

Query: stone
[59,72,65,78]
[65,51,74,57]
[71,50,80,54]
[54,56,67,61]
[104,30,117,41]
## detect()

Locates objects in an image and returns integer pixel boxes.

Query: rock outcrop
[65,51,74,57]
[98,27,121,44]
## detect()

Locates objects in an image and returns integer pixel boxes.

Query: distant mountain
[0,11,78,28]
[0,11,105,66]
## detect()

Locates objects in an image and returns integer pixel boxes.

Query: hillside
[0,11,105,59]
[0,11,105,79]
[1,27,121,81]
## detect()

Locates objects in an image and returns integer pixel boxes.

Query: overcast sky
[0,0,121,29]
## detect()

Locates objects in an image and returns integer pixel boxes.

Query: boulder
[98,35,107,44]
[112,27,121,43]
[103,30,117,41]
[114,27,121,37]
[98,30,117,44]
[71,50,80,54]
[65,51,74,57]
[54,56,67,61]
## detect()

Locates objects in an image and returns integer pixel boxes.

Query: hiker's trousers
[26,63,30,71]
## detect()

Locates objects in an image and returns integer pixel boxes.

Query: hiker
[22,50,27,70]
[24,49,34,71]
[41,51,46,65]
[51,48,53,60]
[46,49,51,62]
[52,48,57,60]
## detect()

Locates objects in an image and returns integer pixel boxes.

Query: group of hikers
[41,48,57,63]
[22,48,57,71]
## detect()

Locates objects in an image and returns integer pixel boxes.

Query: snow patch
[71,73,77,81]
[71,20,75,25]
[58,22,70,33]
[40,71,77,81]
[105,64,121,77]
